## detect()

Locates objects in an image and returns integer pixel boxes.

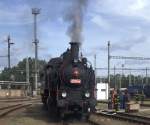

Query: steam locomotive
[40,42,96,119]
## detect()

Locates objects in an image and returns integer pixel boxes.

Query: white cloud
[0,3,32,25]
[93,0,150,21]
[130,0,147,11]
[91,15,111,29]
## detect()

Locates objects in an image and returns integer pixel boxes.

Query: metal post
[108,41,110,97]
[7,35,14,69]
[26,58,30,96]
[121,64,124,89]
[32,8,40,96]
[134,75,135,85]
[119,73,121,90]
[94,54,97,82]
[8,36,10,69]
[146,67,148,85]
[141,75,143,85]
[129,71,131,86]
[114,66,116,89]
[94,54,97,99]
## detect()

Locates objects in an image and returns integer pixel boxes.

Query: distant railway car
[128,85,150,98]
[40,42,96,119]
[143,85,150,98]
[128,85,143,97]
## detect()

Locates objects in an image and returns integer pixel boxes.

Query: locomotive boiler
[40,42,96,119]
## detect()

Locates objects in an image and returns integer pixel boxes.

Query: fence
[0,81,30,97]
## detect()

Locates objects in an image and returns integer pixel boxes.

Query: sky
[0,0,150,76]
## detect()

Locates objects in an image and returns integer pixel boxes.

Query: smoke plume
[63,0,88,43]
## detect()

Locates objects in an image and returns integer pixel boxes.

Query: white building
[97,82,108,100]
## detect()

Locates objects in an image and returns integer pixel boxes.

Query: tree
[0,57,46,85]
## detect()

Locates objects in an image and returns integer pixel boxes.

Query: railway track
[95,110,150,125]
[0,97,40,103]
[117,112,150,124]
[97,100,150,107]
[0,103,32,118]
[62,121,94,125]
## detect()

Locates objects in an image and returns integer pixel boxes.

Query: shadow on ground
[23,103,84,124]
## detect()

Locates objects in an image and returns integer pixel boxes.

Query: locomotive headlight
[85,92,90,98]
[62,92,67,98]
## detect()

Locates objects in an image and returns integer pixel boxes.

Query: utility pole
[94,54,97,82]
[26,58,30,96]
[146,67,148,85]
[114,66,116,89]
[119,73,121,90]
[129,71,131,86]
[108,41,110,98]
[134,75,135,85]
[121,64,124,89]
[7,35,14,69]
[141,75,143,85]
[94,54,97,99]
[32,8,40,96]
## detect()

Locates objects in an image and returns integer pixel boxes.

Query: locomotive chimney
[70,42,79,62]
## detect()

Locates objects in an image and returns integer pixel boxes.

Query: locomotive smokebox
[70,42,79,62]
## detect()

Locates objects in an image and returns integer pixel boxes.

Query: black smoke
[63,0,88,44]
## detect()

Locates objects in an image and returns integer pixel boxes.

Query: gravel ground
[96,102,150,118]
[132,109,150,117]
[0,102,90,125]
[89,114,140,125]
[0,102,20,108]
[96,103,108,110]
[0,103,60,125]
[0,102,149,125]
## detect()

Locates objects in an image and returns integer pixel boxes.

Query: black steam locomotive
[40,42,96,119]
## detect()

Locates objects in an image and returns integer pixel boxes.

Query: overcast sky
[0,0,150,75]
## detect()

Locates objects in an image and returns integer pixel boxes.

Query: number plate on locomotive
[70,79,81,84]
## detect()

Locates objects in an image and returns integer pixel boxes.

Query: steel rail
[62,120,98,125]
[0,104,22,110]
[97,100,150,107]
[117,112,150,122]
[0,98,40,103]
[0,103,32,118]
[95,111,150,125]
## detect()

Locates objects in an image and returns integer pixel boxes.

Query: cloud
[91,15,111,30]
[111,35,147,51]
[0,1,51,25]
[1,0,150,70]
[91,33,147,52]
[0,4,32,25]
[93,0,150,21]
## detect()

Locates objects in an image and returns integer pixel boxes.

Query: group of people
[108,89,130,111]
